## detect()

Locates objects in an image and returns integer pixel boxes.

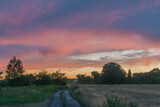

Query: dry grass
[71,84,160,107]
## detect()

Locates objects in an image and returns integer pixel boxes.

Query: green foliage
[70,85,81,97]
[2,56,67,87]
[6,56,25,80]
[35,70,51,85]
[0,80,8,87]
[76,62,160,84]
[0,71,3,79]
[102,62,126,84]
[4,56,28,87]
[132,68,160,84]
[0,85,65,105]
[24,74,36,85]
[76,62,127,84]
[106,94,126,107]
[69,85,79,92]
[3,69,67,87]
[127,69,132,84]
[50,70,68,85]
[76,74,93,84]
[35,70,68,85]
[91,71,101,83]
[7,74,36,86]
[128,102,138,107]
[74,90,81,96]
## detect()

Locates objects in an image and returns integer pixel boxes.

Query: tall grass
[0,85,65,105]
[105,94,126,107]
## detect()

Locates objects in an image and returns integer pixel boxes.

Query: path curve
[48,90,63,107]
[63,90,81,107]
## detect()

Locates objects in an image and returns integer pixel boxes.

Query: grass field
[71,84,160,107]
[0,85,65,106]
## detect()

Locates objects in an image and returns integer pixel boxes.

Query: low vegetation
[105,94,126,107]
[69,85,86,107]
[0,85,65,105]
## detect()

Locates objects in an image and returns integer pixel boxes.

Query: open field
[0,85,65,106]
[71,84,160,107]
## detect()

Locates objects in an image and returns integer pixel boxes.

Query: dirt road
[63,90,81,107]
[48,90,63,107]
[48,90,81,107]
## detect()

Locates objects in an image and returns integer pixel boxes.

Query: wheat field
[72,85,160,107]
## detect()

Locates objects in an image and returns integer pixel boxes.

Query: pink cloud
[0,0,58,26]
[0,0,160,77]
[0,29,159,57]
[59,0,160,28]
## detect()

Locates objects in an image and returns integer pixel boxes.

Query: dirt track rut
[48,90,81,107]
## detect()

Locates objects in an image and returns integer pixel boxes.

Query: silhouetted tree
[5,56,26,86]
[76,74,93,84]
[23,74,36,85]
[6,56,25,80]
[132,68,160,84]
[35,70,51,85]
[0,71,3,79]
[91,71,101,83]
[102,62,126,84]
[50,70,68,85]
[147,68,160,84]
[127,69,132,83]
[0,71,2,93]
[76,62,160,84]
[35,70,68,85]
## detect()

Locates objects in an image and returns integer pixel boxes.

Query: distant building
[72,79,78,84]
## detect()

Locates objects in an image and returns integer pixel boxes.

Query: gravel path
[48,90,63,107]
[63,90,81,107]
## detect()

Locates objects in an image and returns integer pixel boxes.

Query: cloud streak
[0,0,160,77]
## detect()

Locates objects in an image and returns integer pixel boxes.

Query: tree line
[76,62,160,84]
[0,56,67,87]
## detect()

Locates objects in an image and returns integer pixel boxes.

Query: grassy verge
[69,85,88,107]
[0,85,65,105]
[60,91,66,107]
[105,94,126,107]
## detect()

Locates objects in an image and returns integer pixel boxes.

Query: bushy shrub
[34,70,51,85]
[34,70,68,86]
[50,71,68,85]
[70,85,81,97]
[76,74,93,84]
[7,74,35,86]
[2,70,67,87]
[0,80,9,87]
[24,74,36,85]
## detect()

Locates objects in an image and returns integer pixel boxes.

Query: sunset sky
[0,0,160,78]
